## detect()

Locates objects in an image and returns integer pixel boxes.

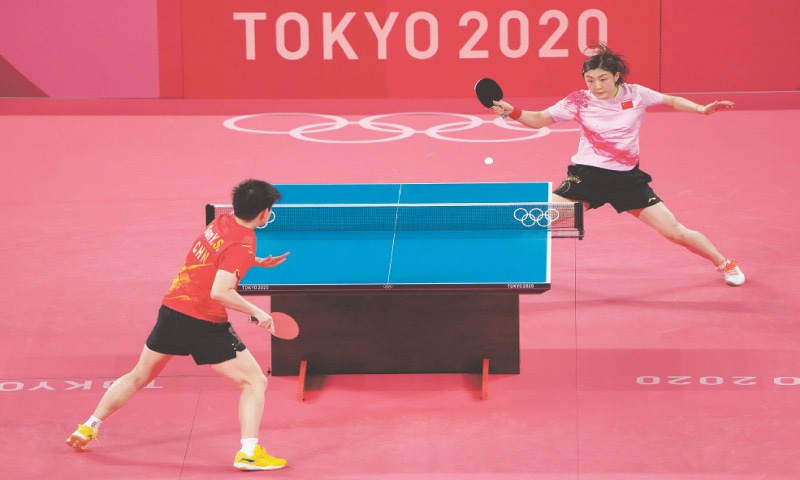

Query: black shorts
[146,305,246,365]
[553,164,662,213]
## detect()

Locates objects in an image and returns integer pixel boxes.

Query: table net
[207,202,583,238]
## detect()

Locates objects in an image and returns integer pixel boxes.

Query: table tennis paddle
[250,312,299,340]
[475,77,508,119]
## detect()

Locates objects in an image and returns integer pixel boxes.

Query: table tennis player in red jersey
[66,179,291,471]
[492,44,744,286]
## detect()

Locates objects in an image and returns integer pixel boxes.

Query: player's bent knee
[655,222,688,243]
[234,371,268,392]
[239,374,268,396]
[127,367,158,389]
[252,372,268,391]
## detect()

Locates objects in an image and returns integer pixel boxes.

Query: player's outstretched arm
[254,252,290,268]
[663,94,735,115]
[492,100,555,129]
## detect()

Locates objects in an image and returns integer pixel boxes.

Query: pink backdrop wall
[0,0,160,98]
[173,0,660,99]
[1,0,798,98]
[660,0,799,92]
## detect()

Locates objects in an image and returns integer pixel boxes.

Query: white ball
[484,156,494,165]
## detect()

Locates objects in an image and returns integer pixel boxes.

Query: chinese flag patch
[621,100,634,110]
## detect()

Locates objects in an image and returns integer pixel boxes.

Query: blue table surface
[239,182,553,290]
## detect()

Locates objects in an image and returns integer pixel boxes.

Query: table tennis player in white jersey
[491,44,744,286]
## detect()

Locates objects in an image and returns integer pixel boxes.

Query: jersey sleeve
[218,243,255,280]
[634,84,665,107]
[547,99,577,123]
[546,90,586,123]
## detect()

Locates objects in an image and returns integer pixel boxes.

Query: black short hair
[231,179,282,221]
[582,44,629,85]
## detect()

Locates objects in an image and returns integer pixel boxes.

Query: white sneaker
[717,259,745,286]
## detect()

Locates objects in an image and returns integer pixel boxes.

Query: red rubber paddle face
[250,312,300,340]
[270,312,299,340]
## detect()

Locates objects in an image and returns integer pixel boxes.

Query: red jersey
[162,213,256,322]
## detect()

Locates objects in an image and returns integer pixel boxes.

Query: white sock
[85,416,103,432]
[717,259,729,270]
[240,438,258,456]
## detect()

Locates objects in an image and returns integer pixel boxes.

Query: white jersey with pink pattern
[547,83,664,171]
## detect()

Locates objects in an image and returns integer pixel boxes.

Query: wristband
[696,105,703,114]
[509,106,522,120]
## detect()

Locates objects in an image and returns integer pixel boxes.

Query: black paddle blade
[475,78,504,107]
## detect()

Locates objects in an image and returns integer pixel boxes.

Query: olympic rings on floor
[222,112,577,144]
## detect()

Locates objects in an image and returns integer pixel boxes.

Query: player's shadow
[302,373,329,401]
[298,370,498,402]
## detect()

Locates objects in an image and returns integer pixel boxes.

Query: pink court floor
[1,94,799,479]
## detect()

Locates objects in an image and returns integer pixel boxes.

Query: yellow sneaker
[233,445,287,471]
[66,424,97,451]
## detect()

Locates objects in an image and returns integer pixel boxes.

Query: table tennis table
[206,182,582,380]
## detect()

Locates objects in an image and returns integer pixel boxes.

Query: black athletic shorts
[146,305,246,365]
[553,164,662,213]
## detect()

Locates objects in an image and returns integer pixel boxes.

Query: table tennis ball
[484,157,494,165]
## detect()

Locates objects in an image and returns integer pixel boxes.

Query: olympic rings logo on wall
[513,207,559,227]
[223,112,577,144]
